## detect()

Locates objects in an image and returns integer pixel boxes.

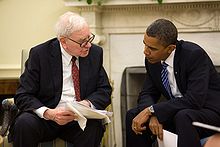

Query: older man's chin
[80,50,89,57]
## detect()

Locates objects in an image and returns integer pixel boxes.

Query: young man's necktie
[161,62,174,99]
[72,57,81,101]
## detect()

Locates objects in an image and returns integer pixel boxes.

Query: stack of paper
[157,130,178,147]
[66,101,113,130]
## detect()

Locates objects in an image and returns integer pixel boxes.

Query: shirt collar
[162,49,176,68]
[60,43,72,66]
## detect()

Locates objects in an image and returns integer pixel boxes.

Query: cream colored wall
[0,0,72,78]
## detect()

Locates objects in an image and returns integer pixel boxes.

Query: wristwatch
[148,105,155,115]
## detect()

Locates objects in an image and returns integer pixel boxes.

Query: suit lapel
[149,62,169,97]
[173,41,182,92]
[79,57,89,99]
[49,40,63,94]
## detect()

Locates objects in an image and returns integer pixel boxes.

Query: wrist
[43,109,54,120]
[144,107,152,116]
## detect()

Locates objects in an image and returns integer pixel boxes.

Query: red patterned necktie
[72,57,81,101]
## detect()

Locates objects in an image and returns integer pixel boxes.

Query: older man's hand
[44,108,78,125]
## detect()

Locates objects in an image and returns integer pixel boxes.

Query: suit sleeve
[15,48,44,111]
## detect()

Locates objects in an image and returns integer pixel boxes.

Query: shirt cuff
[33,106,49,119]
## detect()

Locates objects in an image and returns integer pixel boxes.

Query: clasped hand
[44,108,77,125]
[44,100,91,125]
[132,108,163,140]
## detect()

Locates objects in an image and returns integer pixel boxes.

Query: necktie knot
[162,62,168,69]
[72,56,77,63]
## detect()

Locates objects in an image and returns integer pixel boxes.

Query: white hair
[54,11,88,39]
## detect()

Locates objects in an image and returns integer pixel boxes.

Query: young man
[126,19,220,147]
[9,12,112,147]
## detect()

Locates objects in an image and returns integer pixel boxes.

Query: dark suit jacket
[137,40,220,123]
[15,38,112,112]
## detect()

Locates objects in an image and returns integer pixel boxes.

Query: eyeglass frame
[64,33,95,47]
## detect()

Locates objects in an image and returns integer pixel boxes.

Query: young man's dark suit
[126,40,220,147]
[9,38,112,146]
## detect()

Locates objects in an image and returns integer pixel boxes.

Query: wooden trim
[0,79,19,98]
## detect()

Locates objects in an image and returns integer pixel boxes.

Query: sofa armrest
[0,98,18,137]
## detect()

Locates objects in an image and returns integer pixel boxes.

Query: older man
[9,12,112,147]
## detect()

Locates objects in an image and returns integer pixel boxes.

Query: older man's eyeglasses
[66,33,95,47]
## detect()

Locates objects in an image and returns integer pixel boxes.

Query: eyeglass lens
[80,34,95,47]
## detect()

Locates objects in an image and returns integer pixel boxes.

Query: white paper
[65,101,112,131]
[157,130,178,147]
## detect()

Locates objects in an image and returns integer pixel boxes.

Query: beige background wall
[0,0,72,78]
